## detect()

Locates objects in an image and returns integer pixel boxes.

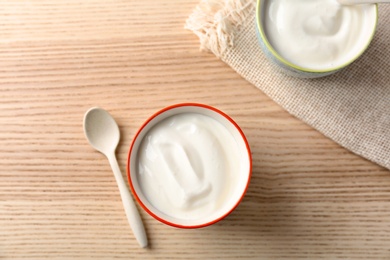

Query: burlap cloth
[185,0,390,170]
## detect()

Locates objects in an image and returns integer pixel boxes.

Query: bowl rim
[256,0,378,73]
[126,103,252,229]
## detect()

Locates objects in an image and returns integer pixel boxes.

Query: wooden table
[1,0,390,259]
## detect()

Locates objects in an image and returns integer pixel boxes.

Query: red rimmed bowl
[127,103,252,228]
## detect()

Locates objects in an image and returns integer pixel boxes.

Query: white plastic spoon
[337,0,390,4]
[83,107,148,248]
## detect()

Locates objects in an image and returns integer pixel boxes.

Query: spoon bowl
[84,108,119,153]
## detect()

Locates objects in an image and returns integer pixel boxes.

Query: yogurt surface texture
[136,113,240,220]
[263,0,376,70]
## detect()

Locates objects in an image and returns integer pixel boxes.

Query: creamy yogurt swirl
[263,0,376,70]
[137,113,240,220]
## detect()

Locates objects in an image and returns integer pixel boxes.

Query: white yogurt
[263,0,376,70]
[137,113,240,220]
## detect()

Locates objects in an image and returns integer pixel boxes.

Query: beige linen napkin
[186,0,390,170]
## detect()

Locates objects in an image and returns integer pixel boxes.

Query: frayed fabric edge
[185,0,256,58]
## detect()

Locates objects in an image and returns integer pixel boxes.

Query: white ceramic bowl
[126,103,252,228]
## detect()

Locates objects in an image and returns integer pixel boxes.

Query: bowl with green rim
[255,0,378,78]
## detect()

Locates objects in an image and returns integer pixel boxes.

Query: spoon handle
[108,153,148,248]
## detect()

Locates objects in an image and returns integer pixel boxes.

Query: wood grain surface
[1,0,390,259]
